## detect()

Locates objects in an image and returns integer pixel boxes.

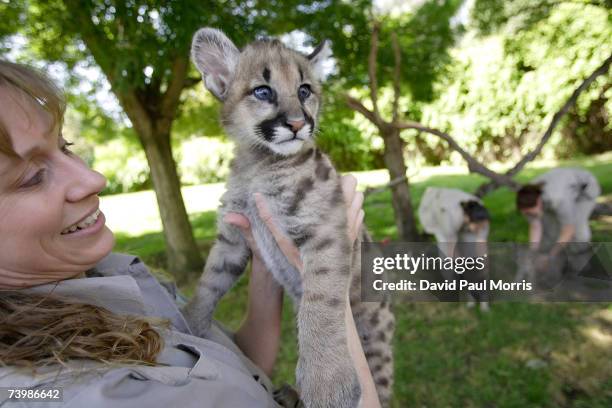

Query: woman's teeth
[61,209,101,235]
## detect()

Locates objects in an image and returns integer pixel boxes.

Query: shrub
[93,139,151,195]
[176,136,234,185]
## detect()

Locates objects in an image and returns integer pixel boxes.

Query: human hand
[222,212,261,258]
[340,174,365,244]
[257,174,364,273]
[226,208,284,377]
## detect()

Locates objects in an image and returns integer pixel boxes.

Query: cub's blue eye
[253,86,273,101]
[298,84,311,100]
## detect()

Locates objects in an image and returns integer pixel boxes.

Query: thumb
[223,212,251,231]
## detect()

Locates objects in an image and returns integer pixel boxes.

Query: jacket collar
[21,253,192,334]
[23,274,148,317]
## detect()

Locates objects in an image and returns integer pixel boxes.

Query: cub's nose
[286,119,305,133]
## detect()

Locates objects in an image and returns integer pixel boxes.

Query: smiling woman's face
[0,86,114,289]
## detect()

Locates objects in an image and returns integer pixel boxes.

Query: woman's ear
[191,27,240,101]
[307,39,332,81]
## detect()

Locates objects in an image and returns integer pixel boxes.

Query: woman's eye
[253,86,273,101]
[298,84,311,101]
[20,169,46,189]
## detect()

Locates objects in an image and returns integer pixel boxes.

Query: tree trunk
[381,128,420,241]
[115,85,203,279]
[140,121,203,278]
[68,6,204,277]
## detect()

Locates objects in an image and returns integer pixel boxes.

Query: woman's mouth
[61,209,102,235]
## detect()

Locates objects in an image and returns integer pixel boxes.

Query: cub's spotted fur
[183,28,394,408]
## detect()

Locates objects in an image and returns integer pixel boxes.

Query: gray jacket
[0,253,279,407]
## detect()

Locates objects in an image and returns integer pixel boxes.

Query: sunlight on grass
[101,182,226,236]
[103,151,612,238]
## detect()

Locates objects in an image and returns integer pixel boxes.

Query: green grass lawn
[111,152,612,407]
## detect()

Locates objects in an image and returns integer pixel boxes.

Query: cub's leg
[183,220,250,337]
[352,300,395,407]
[296,231,361,408]
[350,233,395,408]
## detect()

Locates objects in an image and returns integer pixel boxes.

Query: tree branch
[364,174,408,196]
[348,20,612,201]
[159,55,190,132]
[348,22,517,191]
[396,120,520,189]
[69,4,153,139]
[69,4,117,83]
[475,52,612,196]
[368,22,381,120]
[391,31,401,124]
[507,53,610,178]
[345,94,381,127]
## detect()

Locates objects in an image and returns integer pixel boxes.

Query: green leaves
[4,0,609,178]
[419,2,612,164]
[0,1,25,53]
[376,0,464,102]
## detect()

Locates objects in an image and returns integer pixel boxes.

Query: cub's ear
[307,39,332,81]
[191,27,240,100]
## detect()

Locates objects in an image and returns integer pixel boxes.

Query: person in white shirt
[419,187,490,253]
[418,187,490,310]
[516,168,601,275]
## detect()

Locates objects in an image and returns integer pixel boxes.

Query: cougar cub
[183,28,394,408]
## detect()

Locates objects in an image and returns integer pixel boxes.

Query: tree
[401,52,612,196]
[345,0,463,241]
[15,0,371,276]
[422,0,612,195]
[346,24,420,241]
[358,0,611,207]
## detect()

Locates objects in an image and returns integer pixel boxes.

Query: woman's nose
[63,158,107,203]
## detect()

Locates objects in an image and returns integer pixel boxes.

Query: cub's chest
[232,162,339,216]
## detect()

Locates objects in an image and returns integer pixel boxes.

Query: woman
[0,60,380,407]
